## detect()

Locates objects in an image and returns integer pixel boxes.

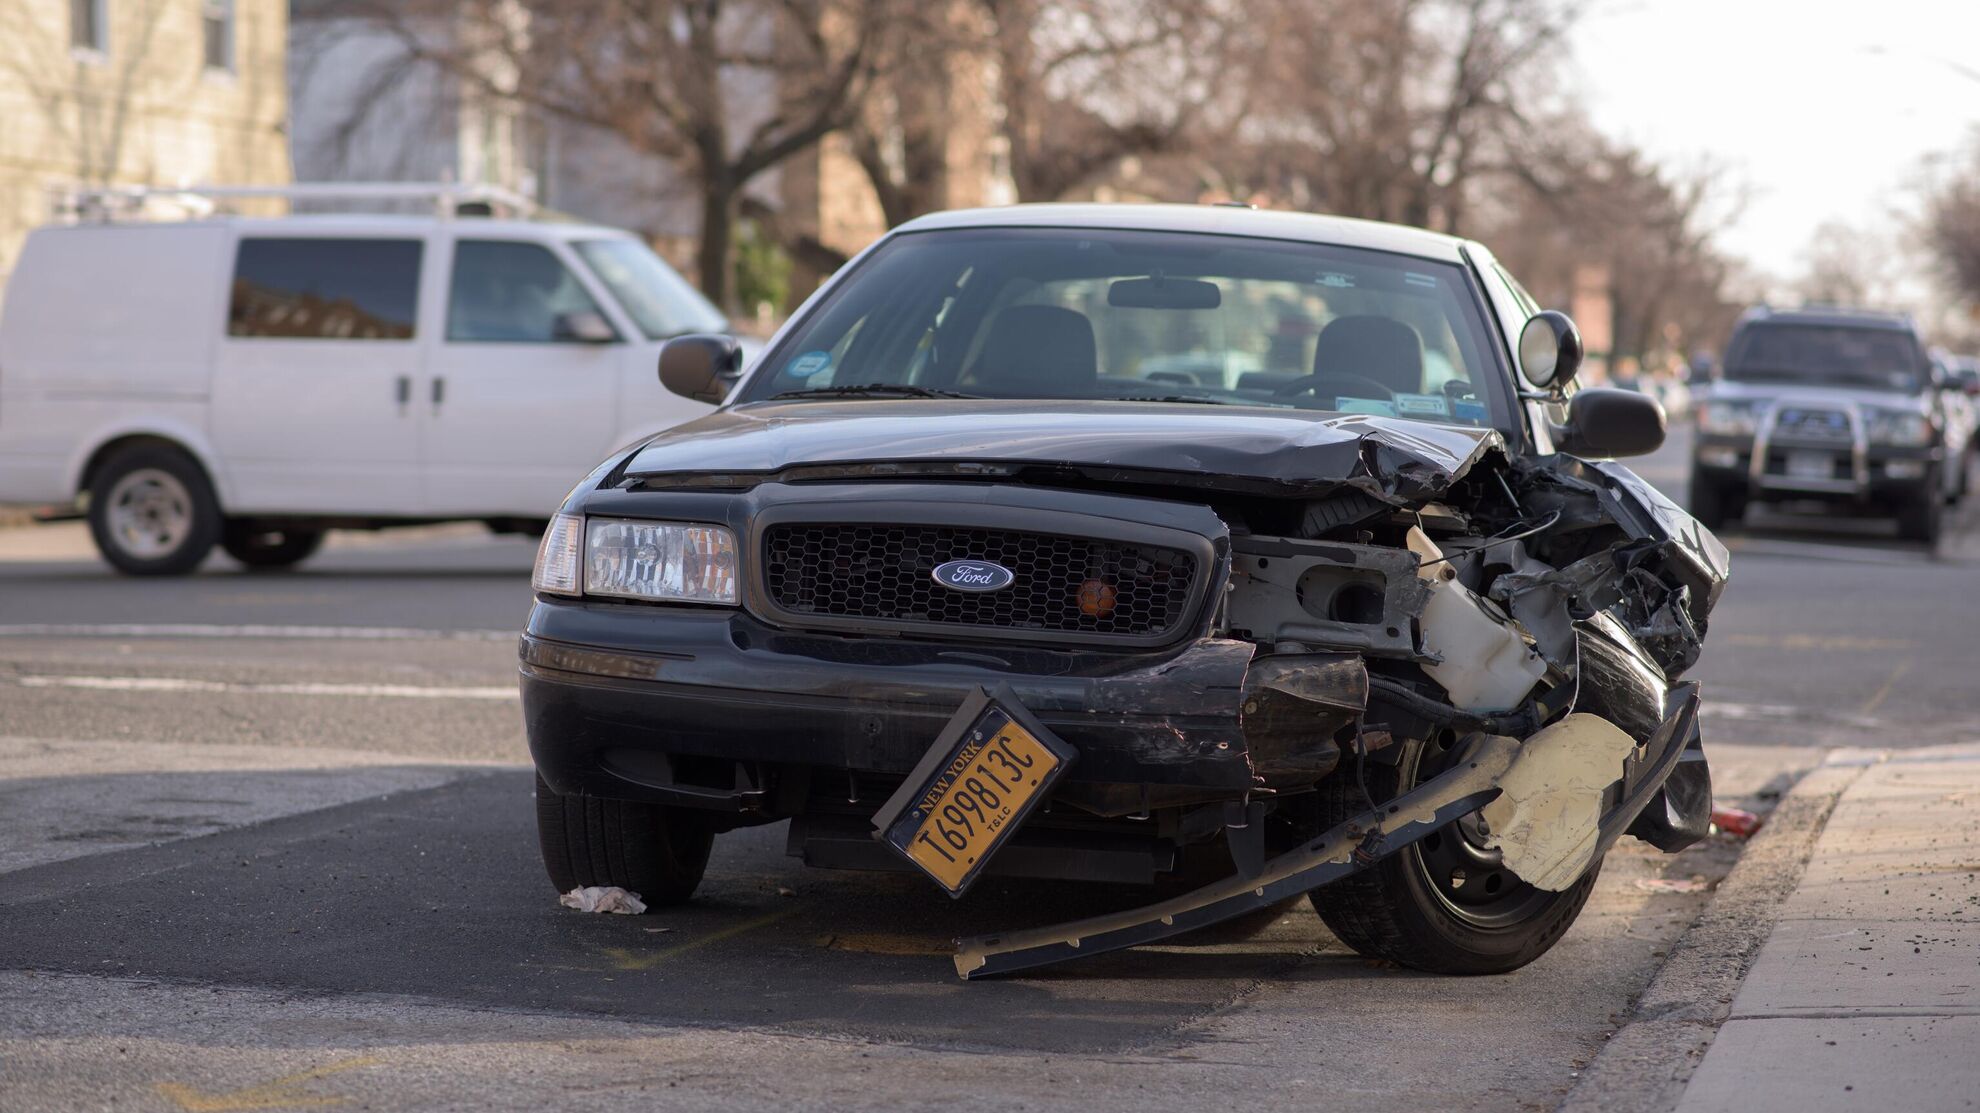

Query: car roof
[892,203,1474,263]
[39,214,635,241]
[1737,305,1915,332]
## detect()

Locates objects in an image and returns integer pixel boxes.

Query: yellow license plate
[872,691,1076,897]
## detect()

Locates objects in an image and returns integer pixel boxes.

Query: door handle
[430,376,446,411]
[395,375,411,409]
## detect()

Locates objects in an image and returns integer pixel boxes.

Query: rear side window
[447,240,610,343]
[228,238,422,340]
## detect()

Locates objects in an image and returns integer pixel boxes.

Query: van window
[229,238,422,340]
[447,240,612,343]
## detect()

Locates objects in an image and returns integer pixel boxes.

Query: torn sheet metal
[1479,713,1637,891]
[1237,653,1367,787]
[953,733,1521,979]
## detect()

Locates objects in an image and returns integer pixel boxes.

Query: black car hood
[620,400,1507,502]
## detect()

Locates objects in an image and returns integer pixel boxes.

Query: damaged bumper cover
[955,683,1700,979]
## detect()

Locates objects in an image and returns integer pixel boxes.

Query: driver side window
[447,240,610,344]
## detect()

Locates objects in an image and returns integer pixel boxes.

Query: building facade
[0,0,290,287]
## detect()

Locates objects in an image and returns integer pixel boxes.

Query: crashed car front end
[522,402,1728,977]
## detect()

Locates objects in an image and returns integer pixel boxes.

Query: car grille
[1773,407,1852,442]
[761,524,1199,642]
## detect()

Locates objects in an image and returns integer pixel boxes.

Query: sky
[1569,0,1980,291]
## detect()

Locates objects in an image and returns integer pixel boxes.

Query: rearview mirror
[658,334,743,404]
[1108,277,1221,310]
[554,311,616,344]
[1554,387,1666,458]
[1518,311,1583,390]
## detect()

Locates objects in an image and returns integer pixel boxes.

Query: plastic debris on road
[1635,877,1712,893]
[559,886,647,914]
[1710,805,1763,838]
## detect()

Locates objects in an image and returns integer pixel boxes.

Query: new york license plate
[871,688,1076,898]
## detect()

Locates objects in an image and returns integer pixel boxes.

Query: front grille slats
[761,524,1197,642]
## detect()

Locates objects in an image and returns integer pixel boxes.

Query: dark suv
[521,205,1727,980]
[1691,306,1972,541]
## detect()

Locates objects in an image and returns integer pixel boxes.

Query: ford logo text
[931,560,1015,593]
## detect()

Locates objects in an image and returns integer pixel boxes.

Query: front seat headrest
[1312,315,1424,395]
[970,305,1098,396]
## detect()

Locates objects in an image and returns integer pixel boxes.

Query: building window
[203,0,235,72]
[70,0,106,54]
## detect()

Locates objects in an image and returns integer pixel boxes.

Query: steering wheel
[1272,373,1398,401]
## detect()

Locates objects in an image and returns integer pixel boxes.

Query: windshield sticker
[785,350,833,379]
[1394,392,1451,418]
[1335,396,1398,417]
[1454,400,1489,424]
[1404,272,1439,289]
[1316,271,1356,289]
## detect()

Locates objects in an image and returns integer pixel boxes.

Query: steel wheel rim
[106,468,193,559]
[1408,734,1553,929]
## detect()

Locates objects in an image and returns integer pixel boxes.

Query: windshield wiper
[1113,394,1231,405]
[769,383,981,401]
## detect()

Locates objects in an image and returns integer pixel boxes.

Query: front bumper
[1695,430,1938,503]
[520,601,1325,812]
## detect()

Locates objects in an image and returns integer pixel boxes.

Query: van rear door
[210,235,426,515]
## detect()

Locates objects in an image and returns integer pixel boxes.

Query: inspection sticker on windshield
[1335,397,1399,417]
[1394,392,1450,417]
[871,686,1076,898]
[785,350,833,379]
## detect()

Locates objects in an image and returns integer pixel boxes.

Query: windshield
[736,227,1510,430]
[1724,323,1925,392]
[572,238,728,339]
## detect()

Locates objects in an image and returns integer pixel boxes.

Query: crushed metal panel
[1225,537,1426,658]
[1237,653,1367,786]
[1481,713,1638,891]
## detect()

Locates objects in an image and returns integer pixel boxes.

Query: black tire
[1897,477,1944,544]
[534,772,714,907]
[222,522,326,570]
[1308,734,1602,975]
[1686,473,1740,531]
[86,444,223,576]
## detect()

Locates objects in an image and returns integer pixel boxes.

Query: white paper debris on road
[559,886,647,914]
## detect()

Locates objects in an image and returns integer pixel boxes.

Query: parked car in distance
[522,203,1727,981]
[0,184,749,574]
[1690,306,1973,542]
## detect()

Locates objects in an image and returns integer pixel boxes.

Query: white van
[0,186,742,574]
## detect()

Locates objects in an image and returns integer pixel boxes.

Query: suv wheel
[534,773,714,906]
[1308,734,1602,974]
[87,444,223,576]
[222,522,327,570]
[1686,474,1742,531]
[1898,474,1944,544]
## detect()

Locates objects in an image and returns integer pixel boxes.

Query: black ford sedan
[521,204,1728,979]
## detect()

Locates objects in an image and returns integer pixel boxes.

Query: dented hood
[621,400,1505,501]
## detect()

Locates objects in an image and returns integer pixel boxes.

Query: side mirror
[554,310,616,344]
[1518,311,1584,391]
[1555,387,1666,458]
[658,333,743,404]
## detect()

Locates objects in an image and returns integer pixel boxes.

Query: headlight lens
[1865,409,1934,447]
[532,512,583,596]
[1697,401,1757,436]
[584,518,739,604]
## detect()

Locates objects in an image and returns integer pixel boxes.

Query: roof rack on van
[48,181,540,223]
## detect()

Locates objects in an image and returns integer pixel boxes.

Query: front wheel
[534,773,714,907]
[1308,733,1602,974]
[1897,479,1944,544]
[1686,473,1742,532]
[86,444,223,576]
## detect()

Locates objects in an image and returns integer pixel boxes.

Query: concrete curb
[1557,753,1872,1113]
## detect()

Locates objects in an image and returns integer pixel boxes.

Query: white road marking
[0,623,513,641]
[15,675,518,700]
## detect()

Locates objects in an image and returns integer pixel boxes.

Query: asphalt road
[0,424,1971,1110]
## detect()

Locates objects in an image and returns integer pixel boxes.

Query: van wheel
[87,445,222,576]
[222,522,326,570]
[534,772,713,907]
[1307,734,1602,974]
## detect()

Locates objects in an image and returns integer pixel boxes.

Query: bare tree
[1923,136,1980,310]
[323,0,906,309]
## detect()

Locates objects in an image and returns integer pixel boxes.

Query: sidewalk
[1677,744,1980,1111]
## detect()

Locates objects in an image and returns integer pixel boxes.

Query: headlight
[584,518,739,604]
[1865,409,1934,447]
[532,512,583,596]
[1697,401,1757,436]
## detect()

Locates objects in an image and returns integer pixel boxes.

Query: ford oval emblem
[932,559,1014,593]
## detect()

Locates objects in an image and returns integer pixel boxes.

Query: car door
[421,237,623,517]
[210,235,427,514]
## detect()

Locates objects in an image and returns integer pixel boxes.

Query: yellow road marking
[816,932,955,956]
[155,1056,379,1112]
[1858,658,1913,716]
[601,904,804,970]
